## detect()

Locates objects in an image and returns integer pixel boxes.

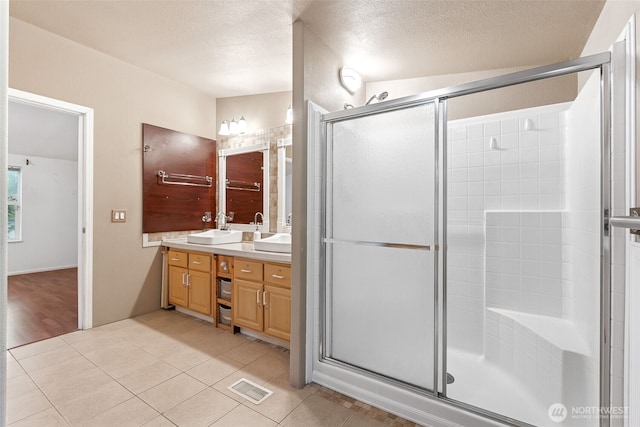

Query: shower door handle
[608,208,640,235]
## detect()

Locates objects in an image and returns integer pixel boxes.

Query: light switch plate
[112,209,126,223]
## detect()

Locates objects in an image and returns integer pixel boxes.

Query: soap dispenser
[253,212,263,241]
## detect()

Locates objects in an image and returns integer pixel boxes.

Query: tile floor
[6,309,420,426]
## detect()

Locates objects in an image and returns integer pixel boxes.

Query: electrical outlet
[111,209,126,223]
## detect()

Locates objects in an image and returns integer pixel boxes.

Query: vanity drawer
[168,250,188,268]
[217,255,234,276]
[264,263,291,288]
[234,259,263,282]
[188,253,211,272]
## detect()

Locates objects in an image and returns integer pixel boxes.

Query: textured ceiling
[9,0,604,98]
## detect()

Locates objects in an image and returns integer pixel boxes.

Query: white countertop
[162,238,291,264]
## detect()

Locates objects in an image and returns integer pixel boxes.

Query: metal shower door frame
[318,50,613,427]
[319,100,440,393]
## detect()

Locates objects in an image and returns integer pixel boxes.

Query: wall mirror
[218,143,269,231]
[277,137,292,232]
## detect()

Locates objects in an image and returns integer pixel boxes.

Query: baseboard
[8,265,78,276]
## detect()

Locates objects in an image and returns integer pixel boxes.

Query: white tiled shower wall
[485,210,564,316]
[447,71,616,425]
[447,102,568,354]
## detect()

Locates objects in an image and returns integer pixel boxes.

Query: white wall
[0,0,8,419]
[7,153,78,275]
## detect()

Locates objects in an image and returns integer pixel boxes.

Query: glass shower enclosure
[311,51,615,427]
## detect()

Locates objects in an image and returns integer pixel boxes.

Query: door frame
[8,88,94,330]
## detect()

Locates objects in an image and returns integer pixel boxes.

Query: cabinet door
[169,265,188,308]
[233,279,263,331]
[188,269,212,316]
[264,284,291,341]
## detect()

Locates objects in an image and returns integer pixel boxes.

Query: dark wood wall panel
[143,124,216,233]
[226,151,263,224]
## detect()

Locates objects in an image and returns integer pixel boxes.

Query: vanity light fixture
[339,66,362,94]
[219,116,247,136]
[285,106,293,124]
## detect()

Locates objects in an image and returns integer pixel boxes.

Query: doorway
[7,89,94,345]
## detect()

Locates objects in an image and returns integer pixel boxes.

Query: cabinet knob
[220,260,228,272]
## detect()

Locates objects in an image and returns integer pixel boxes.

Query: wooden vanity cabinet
[168,249,213,316]
[166,250,289,339]
[263,264,291,341]
[233,258,291,341]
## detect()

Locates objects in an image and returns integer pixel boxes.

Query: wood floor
[7,268,78,349]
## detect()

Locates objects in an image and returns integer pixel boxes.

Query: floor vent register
[227,378,273,404]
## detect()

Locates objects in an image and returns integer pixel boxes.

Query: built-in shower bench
[487,307,591,356]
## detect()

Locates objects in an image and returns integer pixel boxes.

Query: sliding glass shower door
[323,103,438,390]
[313,52,616,427]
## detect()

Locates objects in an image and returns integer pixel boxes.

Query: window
[8,167,21,241]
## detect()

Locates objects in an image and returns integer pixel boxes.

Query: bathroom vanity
[161,239,291,343]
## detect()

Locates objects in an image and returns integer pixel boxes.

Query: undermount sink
[254,233,291,253]
[187,229,243,245]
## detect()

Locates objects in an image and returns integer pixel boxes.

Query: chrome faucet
[215,211,233,230]
[254,212,264,225]
[201,211,212,230]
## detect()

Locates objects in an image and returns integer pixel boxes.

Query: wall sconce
[219,116,246,136]
[339,66,362,94]
[285,106,293,124]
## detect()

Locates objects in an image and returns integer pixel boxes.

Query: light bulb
[229,119,239,135]
[219,120,230,136]
[285,106,293,124]
[238,116,247,134]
